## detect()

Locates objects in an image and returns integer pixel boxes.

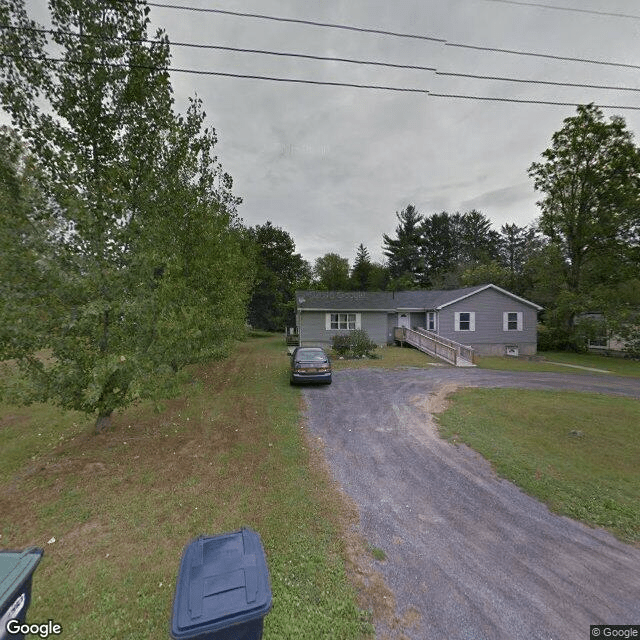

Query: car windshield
[296,349,327,362]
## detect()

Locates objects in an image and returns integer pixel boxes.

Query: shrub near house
[331,329,377,358]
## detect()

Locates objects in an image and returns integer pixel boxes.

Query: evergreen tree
[350,243,373,290]
[382,205,425,286]
[420,211,462,286]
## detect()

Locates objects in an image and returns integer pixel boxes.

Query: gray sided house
[295,284,543,356]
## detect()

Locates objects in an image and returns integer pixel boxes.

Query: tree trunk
[95,412,112,433]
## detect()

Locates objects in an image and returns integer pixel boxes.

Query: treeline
[250,105,640,355]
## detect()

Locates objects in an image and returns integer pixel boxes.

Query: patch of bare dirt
[0,413,28,429]
[411,382,460,415]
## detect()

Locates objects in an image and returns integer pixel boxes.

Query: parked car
[290,347,332,385]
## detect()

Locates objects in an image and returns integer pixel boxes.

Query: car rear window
[296,349,327,362]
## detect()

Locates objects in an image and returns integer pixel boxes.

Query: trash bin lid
[0,548,44,607]
[171,528,272,639]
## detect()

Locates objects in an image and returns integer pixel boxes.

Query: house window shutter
[503,312,509,331]
[470,312,475,332]
[325,313,331,330]
[355,313,361,329]
[454,312,460,331]
[517,312,523,331]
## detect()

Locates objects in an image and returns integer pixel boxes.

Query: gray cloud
[7,0,640,265]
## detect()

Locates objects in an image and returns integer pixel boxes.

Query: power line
[0,52,428,92]
[483,0,640,21]
[140,2,640,71]
[3,25,640,93]
[444,41,640,70]
[4,52,640,110]
[144,3,447,43]
[0,25,437,72]
[436,70,640,93]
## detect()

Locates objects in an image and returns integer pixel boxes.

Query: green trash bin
[0,548,44,640]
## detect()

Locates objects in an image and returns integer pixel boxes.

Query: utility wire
[443,41,640,70]
[3,25,640,93]
[436,70,640,93]
[483,0,640,21]
[139,2,640,71]
[144,3,447,43]
[0,53,428,92]
[4,52,640,110]
[0,25,437,72]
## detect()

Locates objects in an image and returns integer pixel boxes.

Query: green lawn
[477,351,640,378]
[330,344,440,370]
[0,336,373,639]
[436,388,640,544]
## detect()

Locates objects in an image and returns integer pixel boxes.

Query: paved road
[303,368,640,640]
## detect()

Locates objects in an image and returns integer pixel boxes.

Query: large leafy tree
[529,104,640,295]
[0,0,253,431]
[0,126,54,365]
[313,253,351,290]
[247,221,307,332]
[529,104,640,345]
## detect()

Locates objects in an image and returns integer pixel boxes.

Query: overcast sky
[17,0,640,265]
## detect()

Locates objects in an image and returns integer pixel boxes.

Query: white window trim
[454,311,475,332]
[325,312,361,331]
[427,311,437,332]
[503,311,523,331]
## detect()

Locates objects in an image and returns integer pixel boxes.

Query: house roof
[295,284,543,311]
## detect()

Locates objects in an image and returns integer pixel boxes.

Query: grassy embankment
[0,335,373,639]
[477,351,640,378]
[330,344,440,370]
[436,388,640,544]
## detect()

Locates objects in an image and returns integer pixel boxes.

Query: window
[427,312,436,331]
[454,312,475,331]
[327,313,359,330]
[503,311,523,331]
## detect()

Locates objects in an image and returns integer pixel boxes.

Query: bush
[331,330,377,358]
[331,334,352,356]
[537,324,586,352]
[350,329,377,357]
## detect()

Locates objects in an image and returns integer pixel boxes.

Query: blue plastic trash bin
[0,547,44,640]
[170,528,272,640]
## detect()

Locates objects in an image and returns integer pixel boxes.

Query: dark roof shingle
[295,285,542,311]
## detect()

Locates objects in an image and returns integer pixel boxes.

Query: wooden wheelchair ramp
[394,327,476,367]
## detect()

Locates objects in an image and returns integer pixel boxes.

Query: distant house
[295,284,543,356]
[578,312,638,355]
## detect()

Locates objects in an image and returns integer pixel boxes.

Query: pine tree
[351,244,373,290]
[382,205,425,287]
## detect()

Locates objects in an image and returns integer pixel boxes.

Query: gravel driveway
[303,368,640,640]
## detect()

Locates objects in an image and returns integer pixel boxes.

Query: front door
[397,313,410,329]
